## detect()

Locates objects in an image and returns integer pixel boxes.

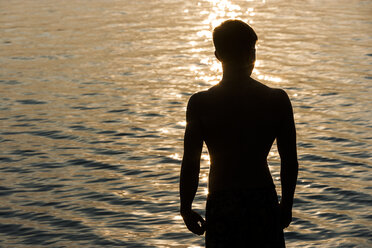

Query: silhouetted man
[179,20,298,247]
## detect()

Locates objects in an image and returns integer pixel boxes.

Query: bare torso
[195,78,280,193]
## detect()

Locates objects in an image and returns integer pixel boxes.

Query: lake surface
[0,0,371,247]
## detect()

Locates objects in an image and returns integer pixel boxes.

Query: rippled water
[0,0,371,247]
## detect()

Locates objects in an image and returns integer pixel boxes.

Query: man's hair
[213,20,257,62]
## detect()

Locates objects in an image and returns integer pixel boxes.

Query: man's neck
[221,62,254,82]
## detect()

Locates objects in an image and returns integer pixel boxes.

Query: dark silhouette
[179,20,298,247]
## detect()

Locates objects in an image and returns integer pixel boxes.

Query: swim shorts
[205,187,285,248]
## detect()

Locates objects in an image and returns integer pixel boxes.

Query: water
[0,0,371,247]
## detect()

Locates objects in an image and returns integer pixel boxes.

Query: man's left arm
[179,93,205,235]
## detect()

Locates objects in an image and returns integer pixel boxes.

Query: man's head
[213,20,257,64]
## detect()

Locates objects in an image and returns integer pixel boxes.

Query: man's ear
[214,51,221,62]
[248,49,256,64]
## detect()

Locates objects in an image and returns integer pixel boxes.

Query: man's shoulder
[248,80,288,99]
[191,90,209,97]
[254,80,285,95]
[188,89,210,102]
[268,87,292,114]
[187,90,208,110]
[270,87,290,102]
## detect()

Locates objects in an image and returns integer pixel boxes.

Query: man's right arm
[275,89,299,229]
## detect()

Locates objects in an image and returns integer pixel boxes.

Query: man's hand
[279,202,292,229]
[181,209,206,235]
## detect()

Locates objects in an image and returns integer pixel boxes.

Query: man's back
[192,78,282,193]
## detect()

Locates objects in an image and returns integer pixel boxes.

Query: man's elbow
[182,154,200,165]
[280,159,299,173]
[181,157,200,172]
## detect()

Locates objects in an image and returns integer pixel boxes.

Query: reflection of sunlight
[204,0,243,29]
[210,59,222,73]
[189,40,197,47]
[190,47,204,53]
[196,30,211,39]
[198,75,220,84]
[189,65,198,73]
[201,154,210,164]
[255,72,282,83]
[253,62,282,83]
[159,128,169,134]
[201,174,208,182]
[173,215,183,220]
[170,153,181,160]
[177,121,186,127]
